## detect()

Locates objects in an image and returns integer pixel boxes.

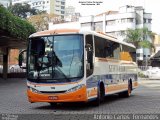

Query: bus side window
[85,35,93,77]
[120,45,136,62]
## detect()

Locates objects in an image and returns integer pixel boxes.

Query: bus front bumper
[27,86,87,103]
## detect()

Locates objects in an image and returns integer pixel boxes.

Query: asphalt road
[0,78,160,120]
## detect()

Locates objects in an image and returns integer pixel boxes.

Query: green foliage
[138,72,147,78]
[0,6,36,40]
[8,3,36,19]
[126,28,142,42]
[125,28,142,47]
[8,3,46,19]
[139,40,152,48]
[125,27,154,49]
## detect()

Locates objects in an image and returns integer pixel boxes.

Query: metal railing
[138,66,151,71]
[0,68,26,73]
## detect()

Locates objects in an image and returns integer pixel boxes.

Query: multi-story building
[12,0,31,4]
[0,0,11,8]
[152,34,160,54]
[79,5,152,61]
[49,5,152,61]
[12,0,66,18]
[64,6,81,22]
[150,34,160,67]
[65,6,75,16]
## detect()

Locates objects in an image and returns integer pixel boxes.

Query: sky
[66,0,160,34]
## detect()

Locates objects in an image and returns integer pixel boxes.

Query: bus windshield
[28,34,84,83]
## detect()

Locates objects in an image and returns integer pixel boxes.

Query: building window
[47,1,49,3]
[61,6,65,9]
[148,19,152,23]
[61,11,65,14]
[136,53,140,57]
[43,1,45,4]
[121,18,126,23]
[127,18,134,23]
[106,20,115,25]
[144,18,146,23]
[61,2,65,5]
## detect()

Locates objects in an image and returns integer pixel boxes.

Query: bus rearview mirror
[19,50,27,69]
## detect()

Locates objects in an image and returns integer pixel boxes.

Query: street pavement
[0,78,160,120]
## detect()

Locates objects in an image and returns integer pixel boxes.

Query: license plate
[48,96,58,100]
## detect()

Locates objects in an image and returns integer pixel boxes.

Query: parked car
[143,67,160,79]
[9,63,26,72]
[9,64,20,71]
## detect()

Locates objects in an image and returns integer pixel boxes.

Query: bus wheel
[119,81,132,97]
[49,102,57,106]
[94,83,105,106]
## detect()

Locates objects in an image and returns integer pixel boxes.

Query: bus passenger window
[120,45,136,62]
[94,36,120,59]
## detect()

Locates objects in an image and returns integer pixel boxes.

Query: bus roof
[29,28,135,48]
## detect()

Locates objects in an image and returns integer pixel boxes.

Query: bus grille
[40,90,66,94]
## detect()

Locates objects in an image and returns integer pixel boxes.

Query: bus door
[85,34,94,77]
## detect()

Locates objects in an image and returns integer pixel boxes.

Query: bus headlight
[28,86,41,93]
[66,84,85,93]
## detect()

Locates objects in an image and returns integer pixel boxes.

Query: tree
[125,27,154,49]
[125,28,142,48]
[8,3,41,19]
[125,27,155,66]
[27,13,64,31]
[0,5,36,40]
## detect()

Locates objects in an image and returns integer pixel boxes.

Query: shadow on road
[33,94,134,111]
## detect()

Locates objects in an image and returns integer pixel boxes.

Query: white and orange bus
[19,29,138,106]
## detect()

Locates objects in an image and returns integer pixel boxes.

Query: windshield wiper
[56,67,71,82]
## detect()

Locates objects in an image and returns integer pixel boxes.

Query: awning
[150,50,160,60]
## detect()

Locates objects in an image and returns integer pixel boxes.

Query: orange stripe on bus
[97,58,120,63]
[27,86,87,103]
[105,84,128,93]
[133,81,138,87]
[88,88,97,97]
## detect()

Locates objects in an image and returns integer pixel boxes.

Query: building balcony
[144,13,152,19]
[105,23,135,32]
[94,16,103,22]
[79,16,94,23]
[105,12,136,21]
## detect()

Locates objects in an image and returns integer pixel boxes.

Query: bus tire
[93,82,105,106]
[119,81,132,97]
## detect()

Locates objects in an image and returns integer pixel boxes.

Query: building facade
[12,0,66,18]
[152,34,160,54]
[64,6,81,22]
[49,5,152,61]
[0,0,11,8]
[79,5,152,61]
